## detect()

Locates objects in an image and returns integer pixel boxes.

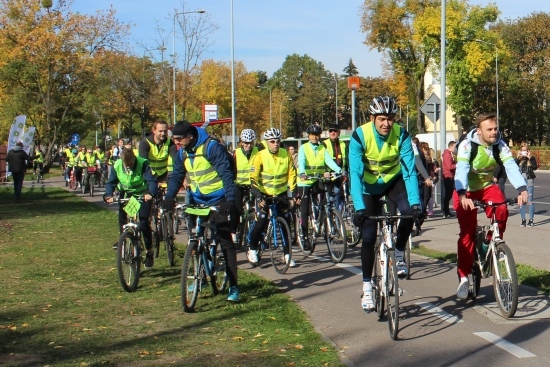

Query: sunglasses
[268,140,280,144]
[242,141,253,145]
[172,136,189,141]
[329,129,339,133]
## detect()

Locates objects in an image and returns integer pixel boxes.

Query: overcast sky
[72,0,550,78]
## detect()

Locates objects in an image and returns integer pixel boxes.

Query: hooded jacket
[7,146,35,173]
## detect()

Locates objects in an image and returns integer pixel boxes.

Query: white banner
[22,126,36,154]
[7,115,26,152]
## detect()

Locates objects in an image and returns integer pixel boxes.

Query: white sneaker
[456,278,469,300]
[395,250,407,278]
[231,232,238,245]
[284,254,296,268]
[361,291,374,312]
[247,249,259,264]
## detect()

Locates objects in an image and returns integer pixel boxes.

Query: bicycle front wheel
[181,242,201,313]
[295,210,314,256]
[173,208,180,235]
[386,250,400,340]
[492,241,518,318]
[210,241,228,294]
[325,210,347,263]
[269,217,292,274]
[373,245,385,320]
[116,231,141,292]
[404,235,411,280]
[89,176,95,197]
[163,213,176,266]
[344,202,361,247]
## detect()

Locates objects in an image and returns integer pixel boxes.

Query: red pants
[453,184,508,278]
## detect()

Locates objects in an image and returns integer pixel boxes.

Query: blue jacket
[349,123,419,211]
[165,128,236,205]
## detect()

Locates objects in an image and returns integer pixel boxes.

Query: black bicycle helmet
[368,96,398,115]
[306,124,322,135]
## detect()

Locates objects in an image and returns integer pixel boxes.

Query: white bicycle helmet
[368,96,398,115]
[263,128,282,140]
[240,128,256,142]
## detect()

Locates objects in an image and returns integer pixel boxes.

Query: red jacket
[442,148,456,179]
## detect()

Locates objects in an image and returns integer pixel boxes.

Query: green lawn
[0,187,345,367]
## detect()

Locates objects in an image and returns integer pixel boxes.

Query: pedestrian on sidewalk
[7,141,36,200]
[442,140,457,218]
[516,142,537,227]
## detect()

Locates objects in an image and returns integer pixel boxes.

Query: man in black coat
[7,141,35,199]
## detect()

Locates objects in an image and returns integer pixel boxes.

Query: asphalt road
[6,174,550,367]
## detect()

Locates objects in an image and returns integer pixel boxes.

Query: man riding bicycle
[231,128,259,242]
[248,128,297,267]
[104,149,158,268]
[163,120,240,302]
[33,146,44,179]
[349,96,421,312]
[322,124,348,212]
[453,113,527,299]
[297,124,344,250]
[139,120,177,185]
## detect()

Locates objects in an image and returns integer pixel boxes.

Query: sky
[70,0,550,79]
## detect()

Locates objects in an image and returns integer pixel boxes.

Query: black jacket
[7,148,34,174]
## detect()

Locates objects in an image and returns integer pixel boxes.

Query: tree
[343,58,359,76]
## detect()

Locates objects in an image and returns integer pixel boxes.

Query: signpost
[420,93,441,154]
[348,76,360,131]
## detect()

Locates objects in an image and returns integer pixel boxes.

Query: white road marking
[305,253,363,275]
[474,332,536,358]
[416,302,464,324]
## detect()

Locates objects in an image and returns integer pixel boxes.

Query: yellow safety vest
[76,152,86,167]
[235,147,258,185]
[96,151,105,163]
[146,139,170,176]
[65,149,75,167]
[323,138,346,170]
[167,155,173,173]
[257,148,290,196]
[302,143,326,185]
[361,122,401,184]
[85,153,96,166]
[183,142,223,195]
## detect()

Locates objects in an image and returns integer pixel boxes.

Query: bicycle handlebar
[300,172,345,182]
[472,197,517,208]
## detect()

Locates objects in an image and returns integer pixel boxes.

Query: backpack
[457,133,504,179]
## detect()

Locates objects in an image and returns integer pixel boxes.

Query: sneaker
[284,254,296,268]
[227,286,240,302]
[444,213,456,219]
[300,235,311,251]
[247,249,259,264]
[144,253,154,268]
[521,219,526,227]
[456,278,469,300]
[427,211,434,218]
[361,291,374,312]
[395,250,407,279]
[231,232,239,244]
[528,220,534,227]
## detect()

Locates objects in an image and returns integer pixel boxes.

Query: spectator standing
[441,140,457,218]
[516,142,538,227]
[7,141,36,200]
[287,145,298,169]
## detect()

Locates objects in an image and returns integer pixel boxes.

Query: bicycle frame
[187,205,219,279]
[473,200,508,278]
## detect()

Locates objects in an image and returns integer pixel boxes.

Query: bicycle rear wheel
[269,217,291,274]
[181,241,201,313]
[295,210,315,256]
[325,210,347,263]
[163,213,176,266]
[492,241,518,318]
[386,250,400,340]
[210,241,228,294]
[116,231,141,292]
[344,201,361,247]
[241,213,255,254]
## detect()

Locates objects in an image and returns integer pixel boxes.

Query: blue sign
[70,133,80,145]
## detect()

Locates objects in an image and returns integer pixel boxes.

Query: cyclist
[453,113,527,299]
[94,146,107,184]
[163,120,240,302]
[104,149,158,268]
[248,128,297,267]
[33,146,44,180]
[231,128,258,242]
[139,121,177,184]
[349,96,421,312]
[297,124,344,250]
[322,124,348,211]
[74,146,86,189]
[83,147,100,190]
[63,146,77,185]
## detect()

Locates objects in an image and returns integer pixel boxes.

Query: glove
[163,198,175,212]
[411,204,422,218]
[219,200,236,217]
[341,170,348,177]
[353,209,366,227]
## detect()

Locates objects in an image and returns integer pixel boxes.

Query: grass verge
[0,187,345,367]
[412,246,550,294]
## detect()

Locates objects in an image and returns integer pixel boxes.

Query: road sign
[348,76,360,89]
[420,93,441,123]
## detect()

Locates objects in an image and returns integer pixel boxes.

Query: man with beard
[139,120,177,184]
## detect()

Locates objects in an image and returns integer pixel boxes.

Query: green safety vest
[65,149,75,167]
[361,122,401,184]
[322,139,346,170]
[146,139,170,176]
[258,148,289,196]
[235,146,258,185]
[96,151,105,163]
[85,153,96,166]
[76,152,86,167]
[184,142,223,195]
[466,146,500,192]
[35,151,44,163]
[114,156,148,195]
[302,143,326,185]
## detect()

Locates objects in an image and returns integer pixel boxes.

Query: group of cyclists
[68,94,530,311]
[61,145,106,190]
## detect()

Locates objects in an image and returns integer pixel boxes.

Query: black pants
[230,185,250,233]
[118,199,153,250]
[298,186,316,234]
[12,172,24,199]
[442,177,455,216]
[359,178,413,282]
[249,195,291,255]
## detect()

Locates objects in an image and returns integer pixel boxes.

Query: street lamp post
[257,86,272,127]
[475,39,499,126]
[173,9,205,125]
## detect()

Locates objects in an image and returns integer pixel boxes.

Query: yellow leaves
[232,336,244,341]
[294,344,303,350]
[319,346,329,352]
[253,332,264,338]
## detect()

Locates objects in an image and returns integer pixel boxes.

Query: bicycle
[341,178,361,248]
[151,184,176,267]
[68,166,77,190]
[365,201,414,340]
[113,196,146,292]
[296,173,348,263]
[244,196,293,274]
[80,164,89,194]
[235,184,254,250]
[87,166,99,197]
[173,201,185,235]
[468,198,519,318]
[34,162,43,183]
[181,204,228,312]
